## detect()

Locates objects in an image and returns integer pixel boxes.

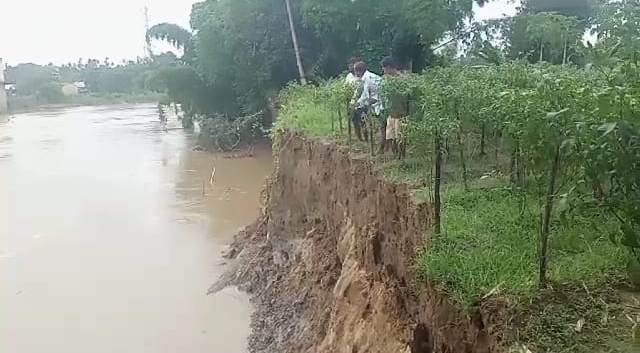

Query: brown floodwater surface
[0,104,272,353]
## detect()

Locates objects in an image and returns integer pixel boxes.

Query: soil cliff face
[214,132,500,353]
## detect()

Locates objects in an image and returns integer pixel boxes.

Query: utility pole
[284,0,306,84]
[144,5,152,59]
[0,58,7,115]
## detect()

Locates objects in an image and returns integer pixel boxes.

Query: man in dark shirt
[380,56,408,158]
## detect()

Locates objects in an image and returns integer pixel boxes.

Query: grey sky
[474,0,520,20]
[1,0,519,66]
[1,0,195,65]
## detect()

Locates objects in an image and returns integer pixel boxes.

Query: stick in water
[210,160,217,186]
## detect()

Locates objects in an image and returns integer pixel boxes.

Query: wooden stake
[434,132,443,235]
[539,143,561,287]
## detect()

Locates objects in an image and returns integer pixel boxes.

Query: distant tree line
[5,54,179,104]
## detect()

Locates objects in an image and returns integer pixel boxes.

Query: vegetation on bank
[418,183,625,305]
[271,1,640,350]
[276,69,639,353]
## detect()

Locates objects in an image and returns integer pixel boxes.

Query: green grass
[414,181,634,352]
[513,284,638,353]
[379,156,431,186]
[275,86,343,139]
[416,182,626,309]
[275,103,337,138]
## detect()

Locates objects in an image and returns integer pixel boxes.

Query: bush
[197,112,264,151]
[36,83,65,103]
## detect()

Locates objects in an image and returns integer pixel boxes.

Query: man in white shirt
[345,57,366,140]
[353,61,382,143]
[354,62,382,113]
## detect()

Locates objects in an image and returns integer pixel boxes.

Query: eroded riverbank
[213,133,432,353]
[214,132,640,353]
[0,104,271,353]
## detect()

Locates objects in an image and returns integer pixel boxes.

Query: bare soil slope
[212,132,503,353]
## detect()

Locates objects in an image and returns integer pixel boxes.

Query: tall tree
[506,0,594,63]
[525,12,582,64]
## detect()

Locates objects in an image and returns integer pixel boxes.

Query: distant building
[5,83,16,96]
[73,81,88,94]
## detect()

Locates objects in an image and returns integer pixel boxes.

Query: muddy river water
[0,104,272,353]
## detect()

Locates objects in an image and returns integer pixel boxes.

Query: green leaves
[598,122,618,138]
[146,23,192,51]
[546,108,570,120]
[620,223,640,249]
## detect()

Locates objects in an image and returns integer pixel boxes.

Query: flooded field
[0,104,272,353]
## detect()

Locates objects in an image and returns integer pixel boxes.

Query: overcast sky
[1,0,519,66]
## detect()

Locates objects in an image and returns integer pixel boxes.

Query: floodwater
[0,104,272,353]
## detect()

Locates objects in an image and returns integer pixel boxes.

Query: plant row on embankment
[273,60,640,351]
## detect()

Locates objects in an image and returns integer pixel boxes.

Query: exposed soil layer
[212,132,505,353]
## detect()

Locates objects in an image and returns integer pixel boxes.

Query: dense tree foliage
[502,0,594,64]
[148,0,490,121]
[6,63,56,96]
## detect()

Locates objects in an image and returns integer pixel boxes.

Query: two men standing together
[347,56,405,157]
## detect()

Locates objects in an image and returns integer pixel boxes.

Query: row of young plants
[405,63,639,287]
[275,61,640,289]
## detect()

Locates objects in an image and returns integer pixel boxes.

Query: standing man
[346,57,367,141]
[380,56,407,157]
[354,61,382,144]
[345,57,360,85]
